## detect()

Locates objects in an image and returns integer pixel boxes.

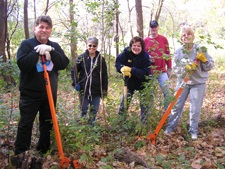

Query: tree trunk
[155,0,164,21]
[135,0,143,38]
[127,0,134,38]
[44,0,49,15]
[0,0,6,61]
[69,0,77,63]
[24,0,29,39]
[115,0,119,57]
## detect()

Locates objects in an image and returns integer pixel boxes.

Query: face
[131,41,142,55]
[34,21,52,44]
[150,26,159,35]
[181,31,194,44]
[87,42,98,55]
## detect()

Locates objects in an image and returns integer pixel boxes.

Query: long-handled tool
[147,59,198,145]
[124,76,129,110]
[41,56,79,168]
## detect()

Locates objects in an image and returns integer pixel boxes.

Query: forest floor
[0,68,225,169]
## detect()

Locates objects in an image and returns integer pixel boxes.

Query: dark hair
[129,36,145,49]
[34,15,53,28]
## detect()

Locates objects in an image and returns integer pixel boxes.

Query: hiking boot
[191,133,197,140]
[164,130,171,136]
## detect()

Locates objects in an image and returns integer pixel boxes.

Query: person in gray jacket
[164,26,214,139]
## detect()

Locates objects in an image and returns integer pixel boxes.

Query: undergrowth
[0,56,225,168]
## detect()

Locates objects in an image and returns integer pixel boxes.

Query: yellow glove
[122,71,131,78]
[196,52,207,63]
[120,66,131,73]
[185,62,198,71]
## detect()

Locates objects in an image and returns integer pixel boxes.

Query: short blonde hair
[180,25,195,40]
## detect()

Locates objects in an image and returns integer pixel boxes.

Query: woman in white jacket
[164,26,214,139]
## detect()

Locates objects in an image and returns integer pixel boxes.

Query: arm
[130,52,151,80]
[71,55,83,87]
[17,40,40,72]
[50,42,69,70]
[165,38,172,69]
[101,57,108,91]
[115,48,128,73]
[172,49,187,79]
[200,52,214,71]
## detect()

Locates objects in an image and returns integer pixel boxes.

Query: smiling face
[34,21,52,44]
[87,42,98,56]
[131,41,142,55]
[180,26,195,45]
[181,32,194,44]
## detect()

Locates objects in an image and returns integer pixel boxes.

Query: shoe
[191,133,197,140]
[164,130,171,136]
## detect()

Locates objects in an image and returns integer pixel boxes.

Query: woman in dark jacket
[115,36,152,123]
[71,37,108,126]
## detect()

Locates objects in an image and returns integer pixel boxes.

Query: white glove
[45,51,51,61]
[34,44,52,55]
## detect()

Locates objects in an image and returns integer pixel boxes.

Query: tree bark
[24,0,29,39]
[127,0,134,38]
[0,0,6,61]
[69,0,77,63]
[115,0,119,57]
[135,0,143,38]
[114,147,149,167]
[155,0,164,21]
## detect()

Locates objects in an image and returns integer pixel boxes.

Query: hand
[185,62,198,71]
[167,68,172,78]
[122,71,131,78]
[34,44,53,55]
[45,51,51,60]
[120,66,131,73]
[74,84,81,91]
[196,52,207,63]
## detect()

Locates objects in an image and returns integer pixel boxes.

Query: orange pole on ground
[147,75,189,144]
[147,59,198,145]
[41,56,78,168]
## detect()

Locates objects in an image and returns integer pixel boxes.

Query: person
[144,20,172,111]
[71,37,108,126]
[164,25,214,139]
[14,15,69,156]
[115,36,151,123]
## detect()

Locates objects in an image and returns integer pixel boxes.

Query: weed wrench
[41,55,79,168]
[147,59,198,144]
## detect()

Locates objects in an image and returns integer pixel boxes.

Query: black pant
[14,95,53,155]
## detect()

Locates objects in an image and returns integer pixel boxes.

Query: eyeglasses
[150,26,158,28]
[88,44,97,48]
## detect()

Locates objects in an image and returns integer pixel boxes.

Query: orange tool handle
[41,56,70,168]
[147,78,187,143]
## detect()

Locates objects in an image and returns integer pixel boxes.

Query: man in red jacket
[144,20,172,111]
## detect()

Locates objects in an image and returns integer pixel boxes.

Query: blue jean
[80,95,100,125]
[157,72,171,111]
[165,83,206,134]
[118,89,150,123]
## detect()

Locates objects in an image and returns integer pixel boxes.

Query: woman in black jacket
[115,36,152,123]
[71,37,108,126]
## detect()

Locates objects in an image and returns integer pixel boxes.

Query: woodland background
[0,0,225,168]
